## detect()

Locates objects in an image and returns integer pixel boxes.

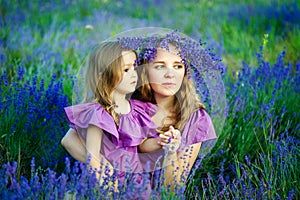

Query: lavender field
[1,0,299,199]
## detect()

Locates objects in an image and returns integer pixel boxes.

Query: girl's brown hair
[84,41,132,125]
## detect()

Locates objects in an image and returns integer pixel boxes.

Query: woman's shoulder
[182,108,217,144]
[191,108,210,120]
[192,108,214,130]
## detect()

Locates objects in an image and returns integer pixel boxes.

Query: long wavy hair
[83,41,133,125]
[132,46,205,131]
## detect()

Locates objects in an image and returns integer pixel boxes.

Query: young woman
[134,43,217,189]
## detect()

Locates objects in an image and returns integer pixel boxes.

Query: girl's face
[114,50,137,95]
[147,46,185,97]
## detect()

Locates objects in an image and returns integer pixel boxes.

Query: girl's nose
[131,68,137,77]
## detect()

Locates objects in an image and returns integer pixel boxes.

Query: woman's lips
[162,82,175,86]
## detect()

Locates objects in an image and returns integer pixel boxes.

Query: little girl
[62,41,178,192]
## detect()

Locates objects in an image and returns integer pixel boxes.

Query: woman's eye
[124,68,129,72]
[174,65,184,69]
[155,65,165,69]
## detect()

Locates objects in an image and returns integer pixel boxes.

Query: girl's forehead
[121,50,136,56]
[122,50,136,58]
[121,50,137,65]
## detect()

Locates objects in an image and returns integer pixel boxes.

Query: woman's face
[147,46,185,97]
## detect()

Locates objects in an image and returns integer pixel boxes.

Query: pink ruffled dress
[64,99,157,182]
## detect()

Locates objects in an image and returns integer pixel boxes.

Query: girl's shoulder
[64,102,119,143]
[65,102,104,111]
[117,99,157,147]
[64,102,110,125]
[129,99,157,117]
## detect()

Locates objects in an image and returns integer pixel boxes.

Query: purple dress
[139,108,217,188]
[64,99,157,174]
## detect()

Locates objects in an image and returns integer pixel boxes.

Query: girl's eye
[124,66,136,72]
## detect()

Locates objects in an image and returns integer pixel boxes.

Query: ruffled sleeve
[117,99,158,147]
[179,109,217,151]
[64,102,119,145]
[130,99,157,117]
[193,109,217,143]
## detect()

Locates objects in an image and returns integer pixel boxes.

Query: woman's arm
[163,142,201,189]
[160,127,201,189]
[152,126,197,188]
[61,128,87,162]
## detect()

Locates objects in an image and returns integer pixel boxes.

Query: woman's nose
[164,67,175,78]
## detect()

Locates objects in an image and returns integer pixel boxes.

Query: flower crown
[117,30,224,80]
[116,30,225,111]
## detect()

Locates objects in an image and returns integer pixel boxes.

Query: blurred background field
[0,0,299,199]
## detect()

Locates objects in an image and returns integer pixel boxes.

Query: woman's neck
[154,94,175,112]
[152,94,176,128]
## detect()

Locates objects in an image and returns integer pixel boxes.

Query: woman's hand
[159,126,181,153]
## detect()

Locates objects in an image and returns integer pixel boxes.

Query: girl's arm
[138,137,162,153]
[63,127,117,189]
[61,128,87,162]
[86,125,115,186]
[61,128,112,168]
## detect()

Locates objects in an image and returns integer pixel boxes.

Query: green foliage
[1,0,299,198]
[0,66,69,178]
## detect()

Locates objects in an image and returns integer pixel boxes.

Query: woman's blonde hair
[133,47,205,131]
[83,41,133,125]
